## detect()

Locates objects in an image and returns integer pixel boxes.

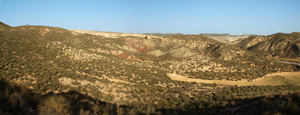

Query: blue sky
[0,0,299,35]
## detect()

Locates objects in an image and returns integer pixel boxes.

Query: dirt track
[167,72,300,86]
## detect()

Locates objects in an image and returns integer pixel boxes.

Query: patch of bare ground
[167,72,300,86]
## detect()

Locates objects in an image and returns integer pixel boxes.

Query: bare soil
[167,72,300,86]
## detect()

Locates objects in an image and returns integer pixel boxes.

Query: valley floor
[168,71,300,86]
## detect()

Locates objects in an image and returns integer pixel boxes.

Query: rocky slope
[237,32,300,59]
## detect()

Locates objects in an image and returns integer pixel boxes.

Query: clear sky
[0,0,299,35]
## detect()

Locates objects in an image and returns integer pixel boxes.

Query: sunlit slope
[237,32,300,59]
[0,22,297,106]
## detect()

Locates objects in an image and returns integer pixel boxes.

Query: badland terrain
[0,21,300,114]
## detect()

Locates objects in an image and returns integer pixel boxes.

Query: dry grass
[168,72,300,86]
[38,96,71,115]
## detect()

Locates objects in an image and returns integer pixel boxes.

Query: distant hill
[237,32,300,59]
[145,33,250,44]
[200,33,251,44]
[72,30,161,39]
[200,33,231,37]
[144,33,184,37]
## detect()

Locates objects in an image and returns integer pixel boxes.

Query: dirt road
[167,72,300,86]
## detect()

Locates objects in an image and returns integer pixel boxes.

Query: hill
[0,21,11,31]
[236,32,300,59]
[0,22,299,114]
[200,33,250,44]
[144,33,185,37]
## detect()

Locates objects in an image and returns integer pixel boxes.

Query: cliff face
[237,32,300,58]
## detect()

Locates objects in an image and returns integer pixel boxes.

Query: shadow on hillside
[159,93,300,115]
[0,78,131,115]
[1,78,300,115]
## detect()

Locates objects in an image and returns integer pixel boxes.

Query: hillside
[200,33,250,44]
[237,32,300,59]
[72,30,161,39]
[0,21,11,31]
[146,33,250,44]
[144,33,185,37]
[0,21,300,114]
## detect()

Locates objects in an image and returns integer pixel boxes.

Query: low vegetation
[237,32,300,59]
[0,21,300,114]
